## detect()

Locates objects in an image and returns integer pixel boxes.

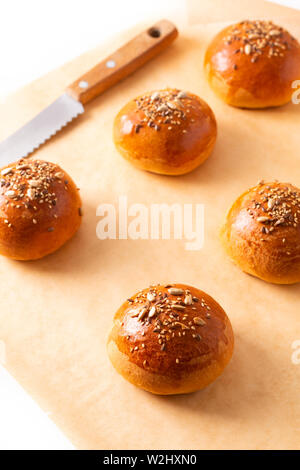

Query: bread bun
[113,89,217,175]
[221,181,300,284]
[0,159,82,260]
[107,283,234,395]
[204,20,300,108]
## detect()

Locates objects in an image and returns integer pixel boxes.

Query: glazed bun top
[113,88,217,175]
[0,158,82,260]
[226,181,300,246]
[110,283,233,377]
[0,159,77,225]
[218,20,299,62]
[117,88,213,133]
[221,181,300,284]
[205,20,300,107]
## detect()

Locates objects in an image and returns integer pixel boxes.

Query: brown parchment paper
[0,1,299,450]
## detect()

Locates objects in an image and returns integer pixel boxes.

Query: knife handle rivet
[78,80,89,89]
[148,27,161,38]
[106,59,116,68]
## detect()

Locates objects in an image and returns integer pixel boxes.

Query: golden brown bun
[113,89,217,175]
[0,159,82,260]
[204,20,300,108]
[107,283,234,395]
[221,181,300,284]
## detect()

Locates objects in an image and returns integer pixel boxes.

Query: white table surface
[0,0,299,451]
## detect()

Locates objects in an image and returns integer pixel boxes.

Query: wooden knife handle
[66,19,178,105]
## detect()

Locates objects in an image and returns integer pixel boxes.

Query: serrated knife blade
[0,20,178,167]
[0,94,84,165]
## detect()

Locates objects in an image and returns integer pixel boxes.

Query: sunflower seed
[150,92,160,101]
[28,180,40,188]
[5,190,15,198]
[245,44,252,55]
[1,168,12,176]
[257,216,270,223]
[167,101,176,109]
[172,304,185,311]
[138,307,148,321]
[193,317,206,326]
[147,292,156,302]
[168,288,184,295]
[27,188,35,200]
[184,294,193,305]
[148,306,157,318]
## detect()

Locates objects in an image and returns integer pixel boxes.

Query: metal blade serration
[0,93,84,166]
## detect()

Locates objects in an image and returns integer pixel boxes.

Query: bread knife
[0,20,178,166]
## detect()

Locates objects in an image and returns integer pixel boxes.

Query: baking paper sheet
[0,0,299,450]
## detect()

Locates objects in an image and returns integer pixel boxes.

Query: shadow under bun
[107,283,234,395]
[221,181,300,284]
[113,89,217,175]
[0,159,82,260]
[204,20,300,108]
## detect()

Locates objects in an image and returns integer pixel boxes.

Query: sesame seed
[252,183,300,236]
[225,20,291,64]
[134,89,192,133]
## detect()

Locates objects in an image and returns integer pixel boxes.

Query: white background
[0,0,299,451]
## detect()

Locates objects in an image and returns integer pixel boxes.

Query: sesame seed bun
[204,20,300,108]
[107,284,234,395]
[0,159,82,260]
[221,181,300,284]
[113,89,217,175]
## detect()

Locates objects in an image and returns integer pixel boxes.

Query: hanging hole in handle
[148,27,161,38]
